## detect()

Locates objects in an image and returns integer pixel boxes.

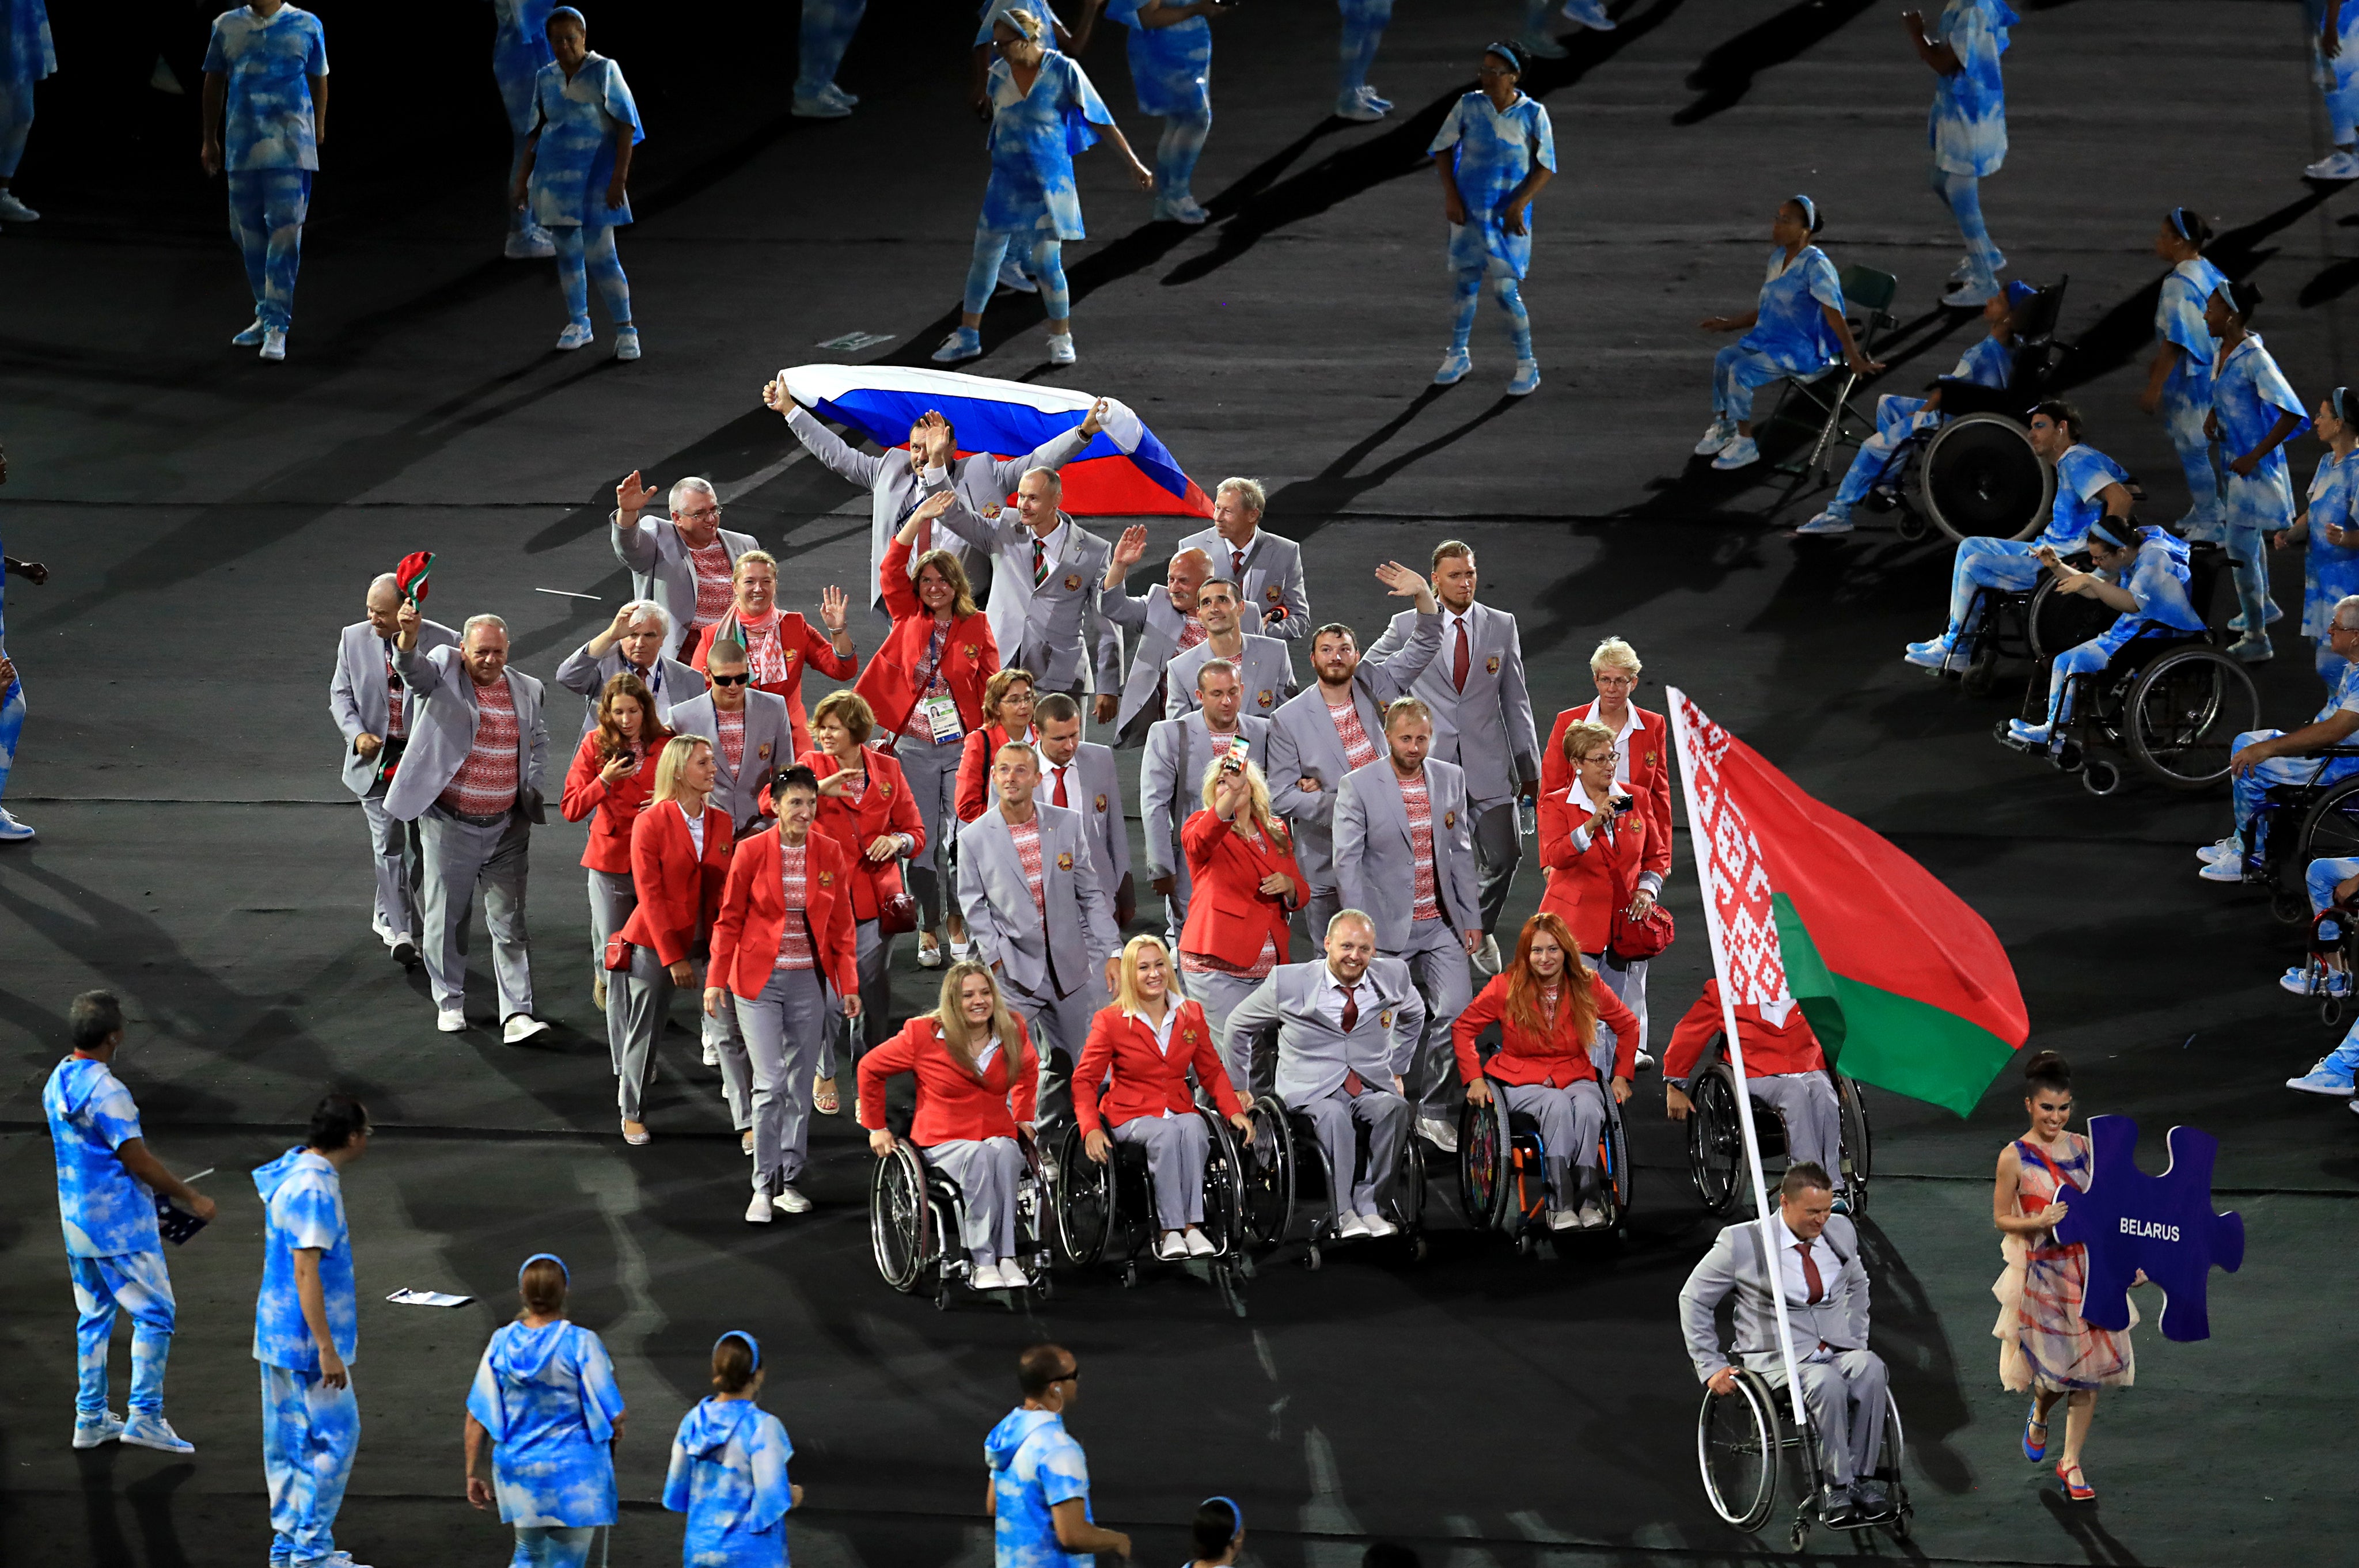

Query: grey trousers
[1774,1350,1889,1490]
[925,1136,1023,1265]
[1581,951,1650,1076]
[1004,970,1099,1076]
[895,736,964,933]
[1400,917,1473,1123]
[1751,1070,1845,1191]
[1289,1083,1408,1217]
[1499,1080,1606,1203]
[417,807,534,1018]
[608,943,676,1122]
[1113,1112,1209,1228]
[818,918,892,1080]
[358,788,419,938]
[736,965,830,1190]
[1471,799,1522,936]
[1156,859,1193,955]
[1300,884,1342,951]
[586,868,636,1001]
[1184,967,1267,1097]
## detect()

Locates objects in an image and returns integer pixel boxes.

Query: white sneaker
[1545,1208,1581,1232]
[1046,333,1077,366]
[2225,632,2273,663]
[1561,0,1617,29]
[0,191,41,221]
[0,808,33,842]
[555,320,594,351]
[437,1007,467,1032]
[120,1413,195,1454]
[1694,417,1736,455]
[2289,1062,2357,1096]
[1795,510,1854,536]
[744,1190,774,1223]
[1417,1116,1459,1153]
[1711,435,1761,470]
[1633,1048,1656,1072]
[931,328,982,364]
[1433,347,1471,385]
[2195,836,2240,864]
[1156,1232,1189,1260]
[1576,1200,1607,1229]
[259,328,287,362]
[822,82,860,108]
[702,1039,721,1067]
[791,93,852,119]
[613,326,642,361]
[73,1411,126,1449]
[503,226,556,260]
[2307,150,2359,180]
[1515,32,1569,58]
[775,1184,812,1214]
[1182,1226,1217,1257]
[2198,857,2244,883]
[1334,92,1388,123]
[503,1015,552,1045]
[1945,279,2003,307]
[984,1259,1025,1289]
[1359,1209,1398,1239]
[1507,358,1541,397]
[1157,195,1211,225]
[2004,719,2053,747]
[1360,88,1394,112]
[322,1555,375,1568]
[996,258,1037,294]
[230,318,266,347]
[1333,1211,1370,1240]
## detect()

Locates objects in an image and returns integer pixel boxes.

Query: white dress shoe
[774,1184,812,1214]
[503,1015,552,1045]
[1359,1210,1398,1239]
[437,1007,467,1032]
[1183,1227,1217,1256]
[1416,1116,1459,1153]
[744,1191,773,1223]
[1333,1212,1370,1240]
[1156,1232,1189,1261]
[917,941,945,969]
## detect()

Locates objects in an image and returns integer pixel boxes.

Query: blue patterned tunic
[43,1057,161,1259]
[1928,0,2011,177]
[979,51,1115,240]
[2156,255,2228,403]
[203,5,329,172]
[1106,0,1209,120]
[252,1146,355,1372]
[526,52,642,230]
[985,1407,1094,1568]
[1742,245,1846,370]
[665,1397,796,1567]
[2042,444,2133,551]
[489,0,555,135]
[467,1320,625,1528]
[1428,90,1557,278]
[2304,449,2359,637]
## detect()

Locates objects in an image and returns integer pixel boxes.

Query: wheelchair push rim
[1697,1367,1784,1531]
[870,1141,934,1294]
[1049,1119,1116,1269]
[1835,1074,1872,1214]
[2124,645,2260,791]
[1239,1094,1298,1249]
[1686,1064,1746,1214]
[1917,413,2055,545]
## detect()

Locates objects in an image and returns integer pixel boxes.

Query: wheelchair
[1681,1035,1871,1217]
[869,1132,1054,1311]
[1455,1073,1634,1253]
[1236,1092,1427,1269]
[1046,1100,1250,1301]
[2210,745,2359,927]
[1698,1364,1911,1550]
[1936,546,2115,697]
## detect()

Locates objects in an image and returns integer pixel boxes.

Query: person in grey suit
[1334,698,1482,1153]
[1034,694,1133,930]
[1679,1163,1892,1528]
[1265,564,1443,941]
[1163,579,1296,722]
[1363,541,1538,968]
[1220,910,1427,1239]
[766,379,1106,621]
[610,472,761,658]
[552,599,703,739]
[331,574,458,966]
[388,603,552,1044]
[1139,660,1272,958]
[665,640,794,836]
[1177,477,1310,641]
[934,473,1122,722]
[1098,527,1212,743]
[956,738,1122,1074]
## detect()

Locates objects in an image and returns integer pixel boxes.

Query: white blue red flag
[778,364,1213,518]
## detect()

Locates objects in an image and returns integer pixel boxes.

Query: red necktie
[1795,1242,1825,1304]
[1232,546,1247,579]
[1452,620,1470,693]
[1340,982,1363,1094]
[1052,765,1069,808]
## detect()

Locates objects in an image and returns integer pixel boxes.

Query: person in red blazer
[1539,716,1657,1071]
[802,688,927,1115]
[859,503,1000,971]
[952,666,1039,825]
[858,961,1042,1291]
[704,765,861,1221]
[1661,977,1846,1206]
[1539,637,1674,900]
[1177,757,1309,1094]
[611,735,735,1146]
[687,549,858,760]
[1074,935,1255,1260]
[560,673,670,1009]
[1452,912,1640,1231]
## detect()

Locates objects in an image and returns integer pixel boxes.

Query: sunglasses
[709,672,752,687]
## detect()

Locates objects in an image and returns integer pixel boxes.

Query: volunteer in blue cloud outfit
[0,0,54,222]
[2138,210,2229,540]
[2205,280,2308,662]
[1906,401,2134,671]
[2277,389,2359,685]
[489,0,557,259]
[43,990,215,1455]
[2197,596,2359,882]
[465,1254,627,1568]
[792,0,865,119]
[1334,0,1392,122]
[1905,0,2013,306]
[2005,514,2206,748]
[1694,195,1883,473]
[1429,43,1556,399]
[663,1331,801,1568]
[1105,0,1227,226]
[985,1343,1132,1568]
[253,1094,371,1568]
[515,7,643,359]
[2308,0,2359,180]
[201,0,329,363]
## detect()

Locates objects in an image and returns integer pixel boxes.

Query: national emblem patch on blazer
[963,644,980,660]
[1378,1010,1394,1029]
[1064,573,1083,591]
[818,870,834,886]
[757,742,772,761]
[1264,584,1283,603]
[783,650,797,663]
[1645,749,1659,768]
[1485,654,1500,675]
[1093,792,1108,812]
[1056,851,1074,870]
[1182,1027,1200,1043]
[880,779,894,796]
[1257,689,1274,708]
[1443,809,1457,829]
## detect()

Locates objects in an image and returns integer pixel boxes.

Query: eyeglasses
[1053,1366,1080,1385]
[1581,750,1620,764]
[1593,673,1639,688]
[709,672,752,687]
[676,505,725,523]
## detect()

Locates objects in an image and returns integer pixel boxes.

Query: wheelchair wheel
[1457,1087,1514,1232]
[1597,1099,1635,1238]
[1196,1105,1246,1259]
[1393,1133,1428,1254]
[1686,1066,1744,1214]
[1238,1095,1296,1247]
[1697,1368,1782,1532]
[2024,572,2119,662]
[870,1143,934,1294]
[1049,1120,1114,1269]
[2125,646,2259,791]
[1835,1075,1872,1214]
[2297,774,2359,870]
[1916,413,2055,544]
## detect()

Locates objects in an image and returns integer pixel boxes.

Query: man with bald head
[552,598,701,738]
[331,573,457,965]
[611,472,762,658]
[1101,527,1214,743]
[936,469,1120,724]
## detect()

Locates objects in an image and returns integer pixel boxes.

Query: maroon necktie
[1452,620,1470,693]
[1795,1242,1825,1304]
[1052,765,1069,808]
[1340,982,1364,1094]
[1232,546,1247,579]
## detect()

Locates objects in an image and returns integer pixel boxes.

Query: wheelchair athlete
[1663,977,1848,1210]
[2198,595,2359,882]
[1074,936,1254,1261]
[2004,512,2206,749]
[1451,912,1636,1232]
[859,962,1040,1292]
[1905,400,2136,674]
[1679,1163,1894,1529]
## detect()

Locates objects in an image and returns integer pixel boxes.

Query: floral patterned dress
[1992,1132,2136,1392]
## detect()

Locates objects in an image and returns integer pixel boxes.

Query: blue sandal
[2023,1404,2049,1461]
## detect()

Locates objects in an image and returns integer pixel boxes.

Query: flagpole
[1666,688,1811,1438]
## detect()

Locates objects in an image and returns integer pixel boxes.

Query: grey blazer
[551,643,704,739]
[955,804,1120,1000]
[1222,957,1426,1103]
[1678,1216,1871,1381]
[330,617,457,797]
[1175,525,1311,641]
[1333,758,1481,948]
[611,516,762,656]
[383,646,551,825]
[667,690,794,833]
[1365,601,1539,809]
[936,502,1121,694]
[1164,633,1297,722]
[1035,742,1129,894]
[1102,585,1201,737]
[1138,712,1271,881]
[1265,611,1443,889]
[786,405,1089,608]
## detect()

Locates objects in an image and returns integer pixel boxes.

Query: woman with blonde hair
[613,735,734,1145]
[857,962,1041,1290]
[1539,717,1652,1081]
[560,671,670,1007]
[1178,754,1307,1091]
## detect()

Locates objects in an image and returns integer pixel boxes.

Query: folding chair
[1762,264,1900,481]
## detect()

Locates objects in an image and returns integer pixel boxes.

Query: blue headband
[715,1330,760,1372]
[1201,1496,1244,1536]
[519,1252,568,1284]
[2168,206,2194,242]
[2087,515,2138,551]
[2336,387,2349,423]
[548,5,584,28]
[1791,193,1818,232]
[1485,40,1524,74]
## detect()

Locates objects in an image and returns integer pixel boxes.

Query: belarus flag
[1668,689,2030,1117]
[778,365,1214,519]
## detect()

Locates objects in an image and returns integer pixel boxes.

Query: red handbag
[1608,898,1675,962]
[604,933,634,971]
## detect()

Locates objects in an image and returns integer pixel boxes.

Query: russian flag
[779,364,1213,519]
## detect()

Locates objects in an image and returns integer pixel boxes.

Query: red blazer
[1538,787,1649,955]
[706,825,861,1001]
[616,799,735,967]
[690,610,857,761]
[856,535,1000,742]
[802,747,927,922]
[1451,969,1642,1086]
[1662,979,1829,1081]
[1073,1000,1243,1134]
[954,723,1031,824]
[560,730,663,874]
[1177,809,1307,969]
[857,1015,1040,1144]
[1542,701,1674,883]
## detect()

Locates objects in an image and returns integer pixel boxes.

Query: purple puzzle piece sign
[2050,1115,2244,1342]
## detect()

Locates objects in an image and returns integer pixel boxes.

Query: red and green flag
[1668,689,2028,1117]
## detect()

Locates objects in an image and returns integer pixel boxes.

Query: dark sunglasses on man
[709,671,751,687]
